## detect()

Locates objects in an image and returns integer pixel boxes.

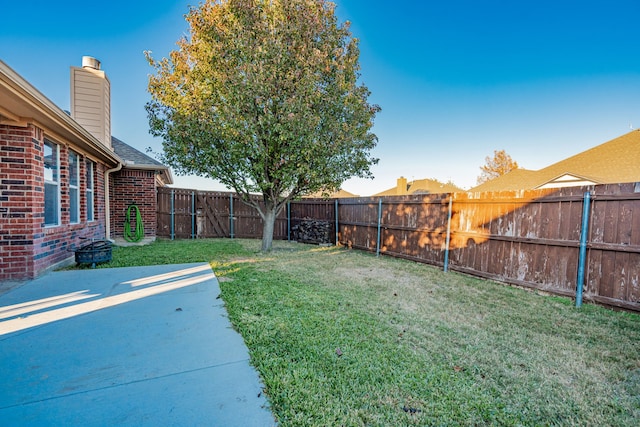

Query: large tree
[146,0,380,251]
[476,149,519,185]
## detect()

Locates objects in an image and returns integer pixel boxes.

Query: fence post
[443,195,453,272]
[335,199,339,246]
[576,191,592,308]
[191,191,195,239]
[170,189,175,241]
[229,193,235,239]
[287,201,291,241]
[376,198,383,257]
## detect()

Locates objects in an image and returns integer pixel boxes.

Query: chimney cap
[82,56,101,70]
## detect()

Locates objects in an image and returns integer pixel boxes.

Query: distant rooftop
[470,130,640,192]
[374,177,463,197]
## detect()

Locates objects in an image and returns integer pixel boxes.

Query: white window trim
[86,160,95,222]
[69,151,80,224]
[44,140,60,227]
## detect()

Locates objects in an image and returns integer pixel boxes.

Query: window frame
[85,159,95,222]
[69,150,80,224]
[44,139,60,227]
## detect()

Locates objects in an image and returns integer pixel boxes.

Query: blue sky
[2,0,639,194]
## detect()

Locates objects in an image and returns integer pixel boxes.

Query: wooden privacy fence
[336,183,640,312]
[157,183,640,312]
[157,187,336,241]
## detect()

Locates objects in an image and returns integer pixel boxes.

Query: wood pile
[292,219,331,244]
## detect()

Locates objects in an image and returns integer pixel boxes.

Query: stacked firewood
[292,219,331,244]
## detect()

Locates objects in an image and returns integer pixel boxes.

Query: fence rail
[157,183,640,312]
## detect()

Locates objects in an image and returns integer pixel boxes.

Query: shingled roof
[111,136,173,185]
[304,188,359,198]
[470,130,640,192]
[374,177,463,197]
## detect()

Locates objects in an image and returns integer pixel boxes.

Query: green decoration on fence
[124,205,144,242]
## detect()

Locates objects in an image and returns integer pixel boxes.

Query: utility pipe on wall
[104,162,122,242]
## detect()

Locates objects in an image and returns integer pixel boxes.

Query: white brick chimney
[70,56,112,149]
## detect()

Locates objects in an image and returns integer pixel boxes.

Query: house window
[85,159,95,222]
[44,140,60,226]
[69,151,80,224]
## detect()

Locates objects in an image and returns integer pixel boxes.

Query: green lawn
[106,238,640,426]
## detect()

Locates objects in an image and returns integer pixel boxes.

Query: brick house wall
[110,169,158,240]
[0,124,108,281]
[1,58,171,282]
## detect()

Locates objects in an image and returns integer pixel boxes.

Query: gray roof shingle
[111,136,166,168]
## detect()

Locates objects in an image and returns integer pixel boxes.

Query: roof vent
[82,56,101,70]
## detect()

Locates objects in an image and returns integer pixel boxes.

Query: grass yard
[108,238,640,426]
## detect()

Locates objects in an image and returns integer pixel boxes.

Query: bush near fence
[158,183,640,312]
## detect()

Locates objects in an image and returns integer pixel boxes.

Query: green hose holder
[124,205,144,242]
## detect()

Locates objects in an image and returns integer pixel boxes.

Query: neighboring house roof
[469,130,640,192]
[374,177,463,197]
[406,178,464,194]
[0,60,120,166]
[304,188,358,198]
[468,169,541,192]
[111,136,173,185]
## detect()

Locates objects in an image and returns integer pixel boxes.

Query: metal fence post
[170,189,175,241]
[335,199,339,246]
[376,198,383,257]
[191,191,195,239]
[444,195,453,272]
[287,202,291,241]
[229,193,235,239]
[576,191,592,308]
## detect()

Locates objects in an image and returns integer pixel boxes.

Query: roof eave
[0,60,121,167]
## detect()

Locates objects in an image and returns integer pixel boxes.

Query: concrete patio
[0,263,275,426]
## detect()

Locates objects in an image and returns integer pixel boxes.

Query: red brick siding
[110,169,158,239]
[0,124,108,280]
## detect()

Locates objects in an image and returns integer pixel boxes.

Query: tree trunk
[261,206,277,252]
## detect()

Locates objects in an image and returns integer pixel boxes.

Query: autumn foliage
[476,149,519,185]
